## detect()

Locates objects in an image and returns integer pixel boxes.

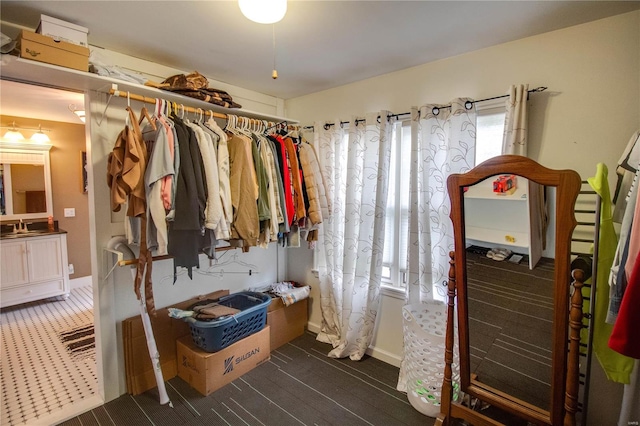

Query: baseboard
[70,276,92,290]
[306,321,402,367]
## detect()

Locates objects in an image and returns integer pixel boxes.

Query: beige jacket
[298,141,327,225]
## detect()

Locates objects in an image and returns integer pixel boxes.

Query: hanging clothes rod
[315,86,548,130]
[105,87,297,129]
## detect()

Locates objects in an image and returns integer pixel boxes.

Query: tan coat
[227,133,259,246]
[298,141,327,225]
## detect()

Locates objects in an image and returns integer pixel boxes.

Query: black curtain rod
[315,86,547,129]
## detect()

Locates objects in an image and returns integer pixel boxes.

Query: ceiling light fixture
[3,121,25,141]
[69,104,86,123]
[30,124,51,143]
[239,0,287,24]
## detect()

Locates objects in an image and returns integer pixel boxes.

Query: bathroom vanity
[0,229,70,308]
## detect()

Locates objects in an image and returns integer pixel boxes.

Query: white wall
[284,11,640,426]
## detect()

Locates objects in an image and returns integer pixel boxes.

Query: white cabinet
[0,233,70,307]
[464,177,543,269]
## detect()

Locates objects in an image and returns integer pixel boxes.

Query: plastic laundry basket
[402,302,460,417]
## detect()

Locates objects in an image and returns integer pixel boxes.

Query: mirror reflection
[0,144,53,220]
[463,174,554,411]
[2,163,47,214]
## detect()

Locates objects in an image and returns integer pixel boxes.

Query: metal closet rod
[313,86,548,130]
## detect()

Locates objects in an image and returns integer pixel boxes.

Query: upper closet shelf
[0,56,297,123]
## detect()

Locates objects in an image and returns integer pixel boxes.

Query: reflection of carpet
[58,324,95,361]
[465,249,554,410]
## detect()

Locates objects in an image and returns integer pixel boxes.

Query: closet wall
[284,10,640,426]
[84,49,287,401]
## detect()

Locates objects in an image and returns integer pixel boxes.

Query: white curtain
[397,99,476,392]
[502,84,529,155]
[313,111,392,360]
[405,99,477,304]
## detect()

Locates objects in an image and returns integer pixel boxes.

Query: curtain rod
[312,86,548,130]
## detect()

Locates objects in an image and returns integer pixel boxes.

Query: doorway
[0,80,101,425]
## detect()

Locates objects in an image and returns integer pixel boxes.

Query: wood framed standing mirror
[437,155,583,426]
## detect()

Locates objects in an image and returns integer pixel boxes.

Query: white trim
[69,275,92,290]
[306,320,402,367]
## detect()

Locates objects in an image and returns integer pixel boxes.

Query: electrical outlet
[64,208,76,217]
[68,263,75,274]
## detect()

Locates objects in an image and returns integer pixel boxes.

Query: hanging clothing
[205,117,233,239]
[107,107,147,217]
[284,136,306,222]
[167,117,207,277]
[227,132,259,246]
[107,107,155,312]
[270,134,295,226]
[609,248,640,359]
[588,163,634,384]
[298,140,327,225]
[142,116,173,255]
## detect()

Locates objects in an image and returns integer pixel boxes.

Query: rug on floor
[58,323,95,361]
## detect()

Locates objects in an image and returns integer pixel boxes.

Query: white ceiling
[1,1,639,102]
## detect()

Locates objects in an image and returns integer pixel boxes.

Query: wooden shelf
[465,226,529,249]
[464,177,528,201]
[0,56,297,123]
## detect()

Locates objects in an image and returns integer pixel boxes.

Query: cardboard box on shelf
[37,14,88,47]
[267,297,308,350]
[18,30,89,71]
[177,326,270,396]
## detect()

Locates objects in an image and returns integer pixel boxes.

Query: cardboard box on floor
[122,289,229,395]
[267,296,308,350]
[177,326,270,396]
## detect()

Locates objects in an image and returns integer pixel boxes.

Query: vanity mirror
[438,155,583,425]
[0,141,53,221]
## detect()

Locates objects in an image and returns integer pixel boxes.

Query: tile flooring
[1,286,97,425]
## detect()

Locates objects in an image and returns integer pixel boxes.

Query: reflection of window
[475,101,506,165]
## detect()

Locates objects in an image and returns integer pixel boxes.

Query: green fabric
[587,163,634,384]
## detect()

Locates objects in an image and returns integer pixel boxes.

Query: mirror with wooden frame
[437,155,584,426]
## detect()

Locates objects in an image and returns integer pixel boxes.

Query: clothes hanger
[125,91,131,127]
[138,106,157,131]
[207,252,259,272]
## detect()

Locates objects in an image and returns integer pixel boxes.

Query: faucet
[17,219,28,233]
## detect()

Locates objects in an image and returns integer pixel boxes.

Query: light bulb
[239,0,287,24]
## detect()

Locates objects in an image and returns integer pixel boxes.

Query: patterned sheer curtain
[501,84,548,250]
[405,100,477,304]
[312,112,392,360]
[502,84,528,155]
[397,99,476,392]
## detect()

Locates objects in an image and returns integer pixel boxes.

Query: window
[475,101,506,165]
[381,103,506,291]
[382,121,411,289]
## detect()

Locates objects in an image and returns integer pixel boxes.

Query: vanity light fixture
[69,103,86,123]
[239,0,287,24]
[30,124,51,143]
[3,121,25,141]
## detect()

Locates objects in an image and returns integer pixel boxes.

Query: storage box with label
[18,30,89,71]
[267,297,308,350]
[36,14,88,47]
[177,326,270,396]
